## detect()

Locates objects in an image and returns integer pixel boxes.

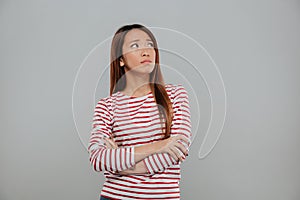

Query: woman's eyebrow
[128,39,153,43]
[129,39,139,43]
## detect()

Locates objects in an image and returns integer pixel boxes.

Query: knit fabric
[88,84,192,200]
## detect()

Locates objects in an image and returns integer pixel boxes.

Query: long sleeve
[88,98,136,172]
[143,84,192,174]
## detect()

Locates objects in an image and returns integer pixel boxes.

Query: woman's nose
[141,48,150,57]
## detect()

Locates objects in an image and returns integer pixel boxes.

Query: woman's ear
[119,57,125,67]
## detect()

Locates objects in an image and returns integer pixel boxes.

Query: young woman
[88,24,192,200]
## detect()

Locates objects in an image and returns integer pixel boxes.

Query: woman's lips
[141,60,152,64]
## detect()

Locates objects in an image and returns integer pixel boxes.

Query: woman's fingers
[176,135,190,145]
[105,137,118,149]
[103,138,112,148]
[111,139,118,148]
[167,146,184,162]
[159,135,190,162]
[174,142,188,156]
[167,148,179,162]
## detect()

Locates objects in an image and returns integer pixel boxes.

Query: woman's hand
[155,135,189,162]
[103,137,147,175]
[103,137,118,149]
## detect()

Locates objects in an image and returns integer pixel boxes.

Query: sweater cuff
[143,156,155,174]
[128,146,135,168]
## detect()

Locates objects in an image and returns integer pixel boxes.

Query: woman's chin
[133,65,155,74]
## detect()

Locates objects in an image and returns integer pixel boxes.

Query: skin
[119,28,156,97]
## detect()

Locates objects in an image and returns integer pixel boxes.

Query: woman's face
[120,29,156,74]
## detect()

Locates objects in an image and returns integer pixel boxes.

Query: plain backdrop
[1,0,300,200]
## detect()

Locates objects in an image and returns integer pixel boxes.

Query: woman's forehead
[124,29,152,43]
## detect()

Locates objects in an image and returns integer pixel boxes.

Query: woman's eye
[130,43,138,48]
[148,42,154,47]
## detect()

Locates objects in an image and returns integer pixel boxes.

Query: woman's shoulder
[94,92,119,109]
[165,83,188,100]
[165,83,186,92]
[94,96,111,108]
[95,84,187,104]
[165,83,189,102]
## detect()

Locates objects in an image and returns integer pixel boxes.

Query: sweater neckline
[118,90,152,99]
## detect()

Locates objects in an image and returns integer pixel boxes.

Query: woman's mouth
[141,60,152,64]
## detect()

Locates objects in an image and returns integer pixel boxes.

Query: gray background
[1,0,300,199]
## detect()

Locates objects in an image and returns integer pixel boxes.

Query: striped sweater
[88,84,192,200]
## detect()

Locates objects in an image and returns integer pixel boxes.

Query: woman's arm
[141,84,192,174]
[104,135,188,175]
[88,99,137,173]
[117,160,148,175]
[89,93,189,174]
[101,137,147,175]
[103,85,191,175]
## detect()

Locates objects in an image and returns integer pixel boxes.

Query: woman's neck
[122,72,151,97]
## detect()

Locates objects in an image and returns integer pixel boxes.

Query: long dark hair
[110,24,173,139]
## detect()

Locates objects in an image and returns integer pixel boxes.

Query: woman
[88,24,192,200]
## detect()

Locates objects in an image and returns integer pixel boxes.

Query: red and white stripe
[88,84,192,200]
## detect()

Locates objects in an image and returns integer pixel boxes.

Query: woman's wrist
[134,141,161,163]
[117,161,148,175]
